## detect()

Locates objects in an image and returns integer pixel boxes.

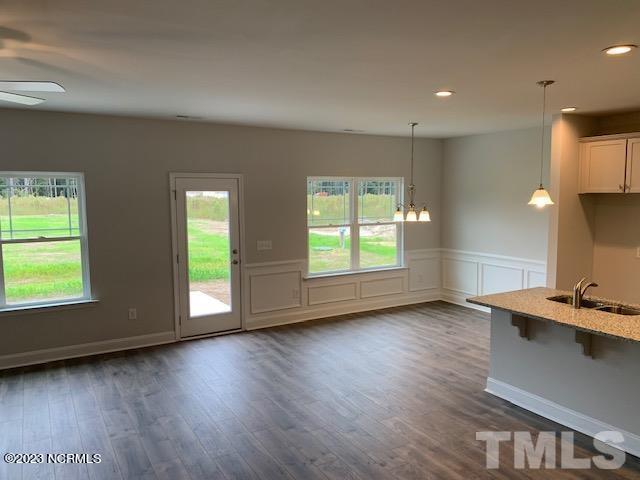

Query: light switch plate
[257,240,272,251]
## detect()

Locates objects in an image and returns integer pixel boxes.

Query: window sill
[0,299,99,316]
[304,265,408,280]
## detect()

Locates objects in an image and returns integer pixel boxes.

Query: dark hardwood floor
[1,301,639,479]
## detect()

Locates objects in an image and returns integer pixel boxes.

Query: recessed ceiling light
[561,107,577,112]
[603,44,637,55]
[434,90,454,97]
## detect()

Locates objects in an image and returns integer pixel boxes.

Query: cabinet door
[579,139,627,193]
[626,138,640,193]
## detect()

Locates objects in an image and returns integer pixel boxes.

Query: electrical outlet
[257,240,272,251]
[128,308,137,320]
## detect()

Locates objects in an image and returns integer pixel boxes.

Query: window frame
[306,176,404,277]
[0,171,92,310]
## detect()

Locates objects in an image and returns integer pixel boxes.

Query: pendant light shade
[418,206,431,222]
[528,186,554,208]
[529,80,554,208]
[396,122,432,222]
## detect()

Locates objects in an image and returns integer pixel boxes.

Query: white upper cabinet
[578,134,640,194]
[579,139,627,193]
[627,138,640,193]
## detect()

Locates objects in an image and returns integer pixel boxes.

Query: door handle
[232,259,239,265]
[232,249,238,254]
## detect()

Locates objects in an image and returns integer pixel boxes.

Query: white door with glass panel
[172,176,242,337]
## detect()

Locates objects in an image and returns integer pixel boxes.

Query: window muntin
[307,179,350,227]
[0,173,91,308]
[358,179,398,224]
[307,177,402,275]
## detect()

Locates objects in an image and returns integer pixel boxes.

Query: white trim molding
[0,331,176,370]
[440,249,546,312]
[243,249,441,330]
[486,377,640,459]
[0,247,548,370]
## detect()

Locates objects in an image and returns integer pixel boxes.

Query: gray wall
[592,195,640,304]
[490,309,640,436]
[547,114,597,290]
[442,127,550,261]
[0,108,442,356]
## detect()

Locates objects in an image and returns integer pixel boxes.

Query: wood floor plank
[2,301,640,479]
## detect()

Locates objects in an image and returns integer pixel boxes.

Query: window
[0,173,91,308]
[307,177,402,275]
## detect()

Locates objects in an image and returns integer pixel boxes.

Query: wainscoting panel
[481,263,524,295]
[249,270,302,314]
[243,250,441,330]
[242,249,546,328]
[527,270,547,288]
[442,258,478,295]
[308,282,358,306]
[361,276,404,299]
[408,251,441,292]
[441,249,546,311]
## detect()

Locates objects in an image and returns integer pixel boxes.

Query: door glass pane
[186,191,231,317]
[359,224,398,269]
[3,239,83,304]
[308,226,351,273]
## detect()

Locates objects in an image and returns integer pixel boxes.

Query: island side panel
[488,309,640,437]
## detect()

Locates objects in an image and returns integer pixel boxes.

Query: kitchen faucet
[572,277,598,308]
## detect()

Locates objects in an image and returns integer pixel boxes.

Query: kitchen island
[468,287,640,457]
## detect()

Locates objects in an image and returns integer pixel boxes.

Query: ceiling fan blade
[0,81,65,92]
[0,91,45,105]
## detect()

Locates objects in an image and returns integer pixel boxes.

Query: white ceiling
[1,0,639,137]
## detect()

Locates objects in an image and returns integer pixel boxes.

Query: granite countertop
[467,287,640,343]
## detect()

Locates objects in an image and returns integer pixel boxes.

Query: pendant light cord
[538,83,547,188]
[408,122,417,206]
[410,122,415,187]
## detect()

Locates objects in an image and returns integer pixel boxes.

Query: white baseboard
[486,377,640,459]
[0,331,176,370]
[246,289,441,330]
[440,290,490,312]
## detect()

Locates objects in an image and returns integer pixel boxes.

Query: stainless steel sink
[547,295,640,316]
[547,295,602,309]
[592,305,640,316]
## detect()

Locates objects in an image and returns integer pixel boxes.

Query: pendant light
[395,122,431,222]
[528,80,555,208]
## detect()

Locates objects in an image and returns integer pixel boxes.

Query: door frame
[169,172,246,340]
